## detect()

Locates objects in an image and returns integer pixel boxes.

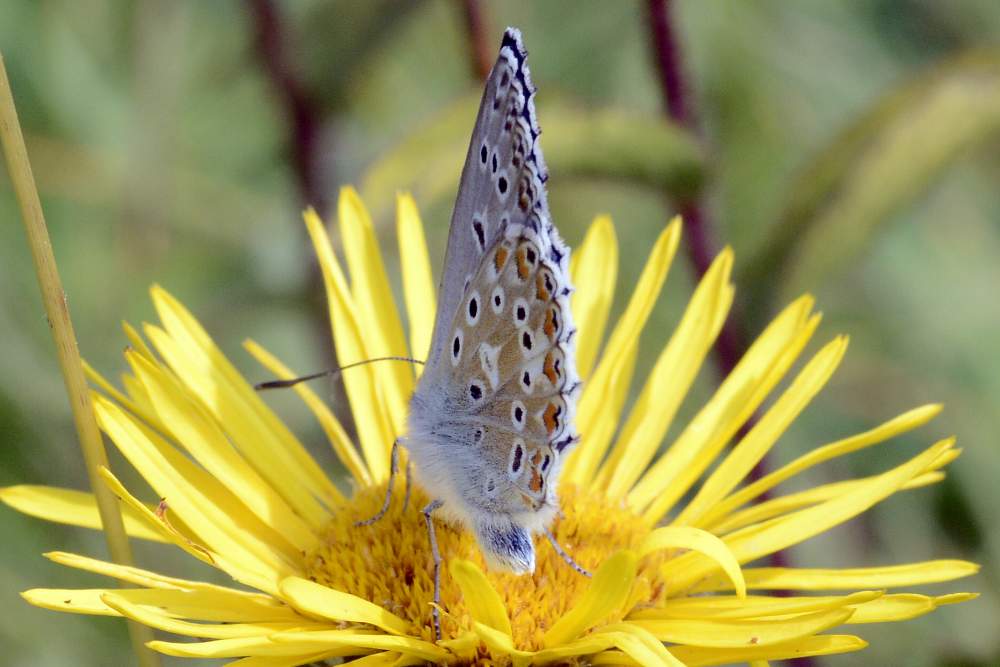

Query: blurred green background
[1,1,999,665]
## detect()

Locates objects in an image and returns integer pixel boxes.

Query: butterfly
[399,27,582,633]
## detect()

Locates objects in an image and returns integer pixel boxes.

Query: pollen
[303,482,654,652]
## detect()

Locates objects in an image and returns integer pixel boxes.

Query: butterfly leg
[544,527,592,578]
[422,498,444,640]
[354,439,401,527]
[402,456,413,513]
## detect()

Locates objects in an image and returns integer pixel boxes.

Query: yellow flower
[1,188,978,666]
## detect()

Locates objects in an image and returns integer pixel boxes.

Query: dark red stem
[648,0,806,595]
[246,0,326,216]
[460,0,494,81]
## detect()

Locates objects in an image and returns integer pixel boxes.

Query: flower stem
[460,0,494,81]
[646,0,796,539]
[246,0,325,215]
[646,0,775,484]
[0,54,161,667]
[647,3,812,665]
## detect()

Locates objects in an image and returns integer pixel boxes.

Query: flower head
[2,188,977,665]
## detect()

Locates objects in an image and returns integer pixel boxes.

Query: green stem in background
[0,54,161,667]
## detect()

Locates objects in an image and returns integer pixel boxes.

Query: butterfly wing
[426,28,561,369]
[408,28,578,573]
[451,231,581,507]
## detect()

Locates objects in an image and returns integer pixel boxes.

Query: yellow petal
[44,551,280,604]
[666,634,868,666]
[450,560,513,637]
[129,350,317,553]
[338,187,412,433]
[149,285,343,514]
[245,338,370,486]
[271,630,449,663]
[566,219,681,485]
[663,439,955,593]
[675,335,849,527]
[631,296,819,518]
[121,371,155,420]
[223,652,346,667]
[93,394,295,594]
[639,526,746,598]
[396,192,435,370]
[122,320,158,362]
[304,208,393,480]
[600,249,733,497]
[596,624,685,666]
[98,467,223,570]
[630,591,883,620]
[149,635,362,659]
[279,577,410,636]
[708,447,954,535]
[701,404,943,527]
[110,587,305,623]
[103,592,314,639]
[847,593,939,623]
[631,608,853,647]
[569,215,618,380]
[83,359,163,431]
[471,622,531,665]
[530,634,624,663]
[691,560,980,593]
[331,653,403,667]
[23,588,119,616]
[0,485,166,542]
[543,550,638,648]
[438,632,480,661]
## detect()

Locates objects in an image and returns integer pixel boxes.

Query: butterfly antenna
[254,356,424,391]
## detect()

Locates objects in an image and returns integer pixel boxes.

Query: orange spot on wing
[535,273,550,301]
[543,351,559,384]
[543,307,557,340]
[494,246,509,272]
[543,402,561,435]
[528,468,543,493]
[516,247,530,280]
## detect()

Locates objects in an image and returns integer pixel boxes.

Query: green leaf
[360,93,703,223]
[743,53,1000,310]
